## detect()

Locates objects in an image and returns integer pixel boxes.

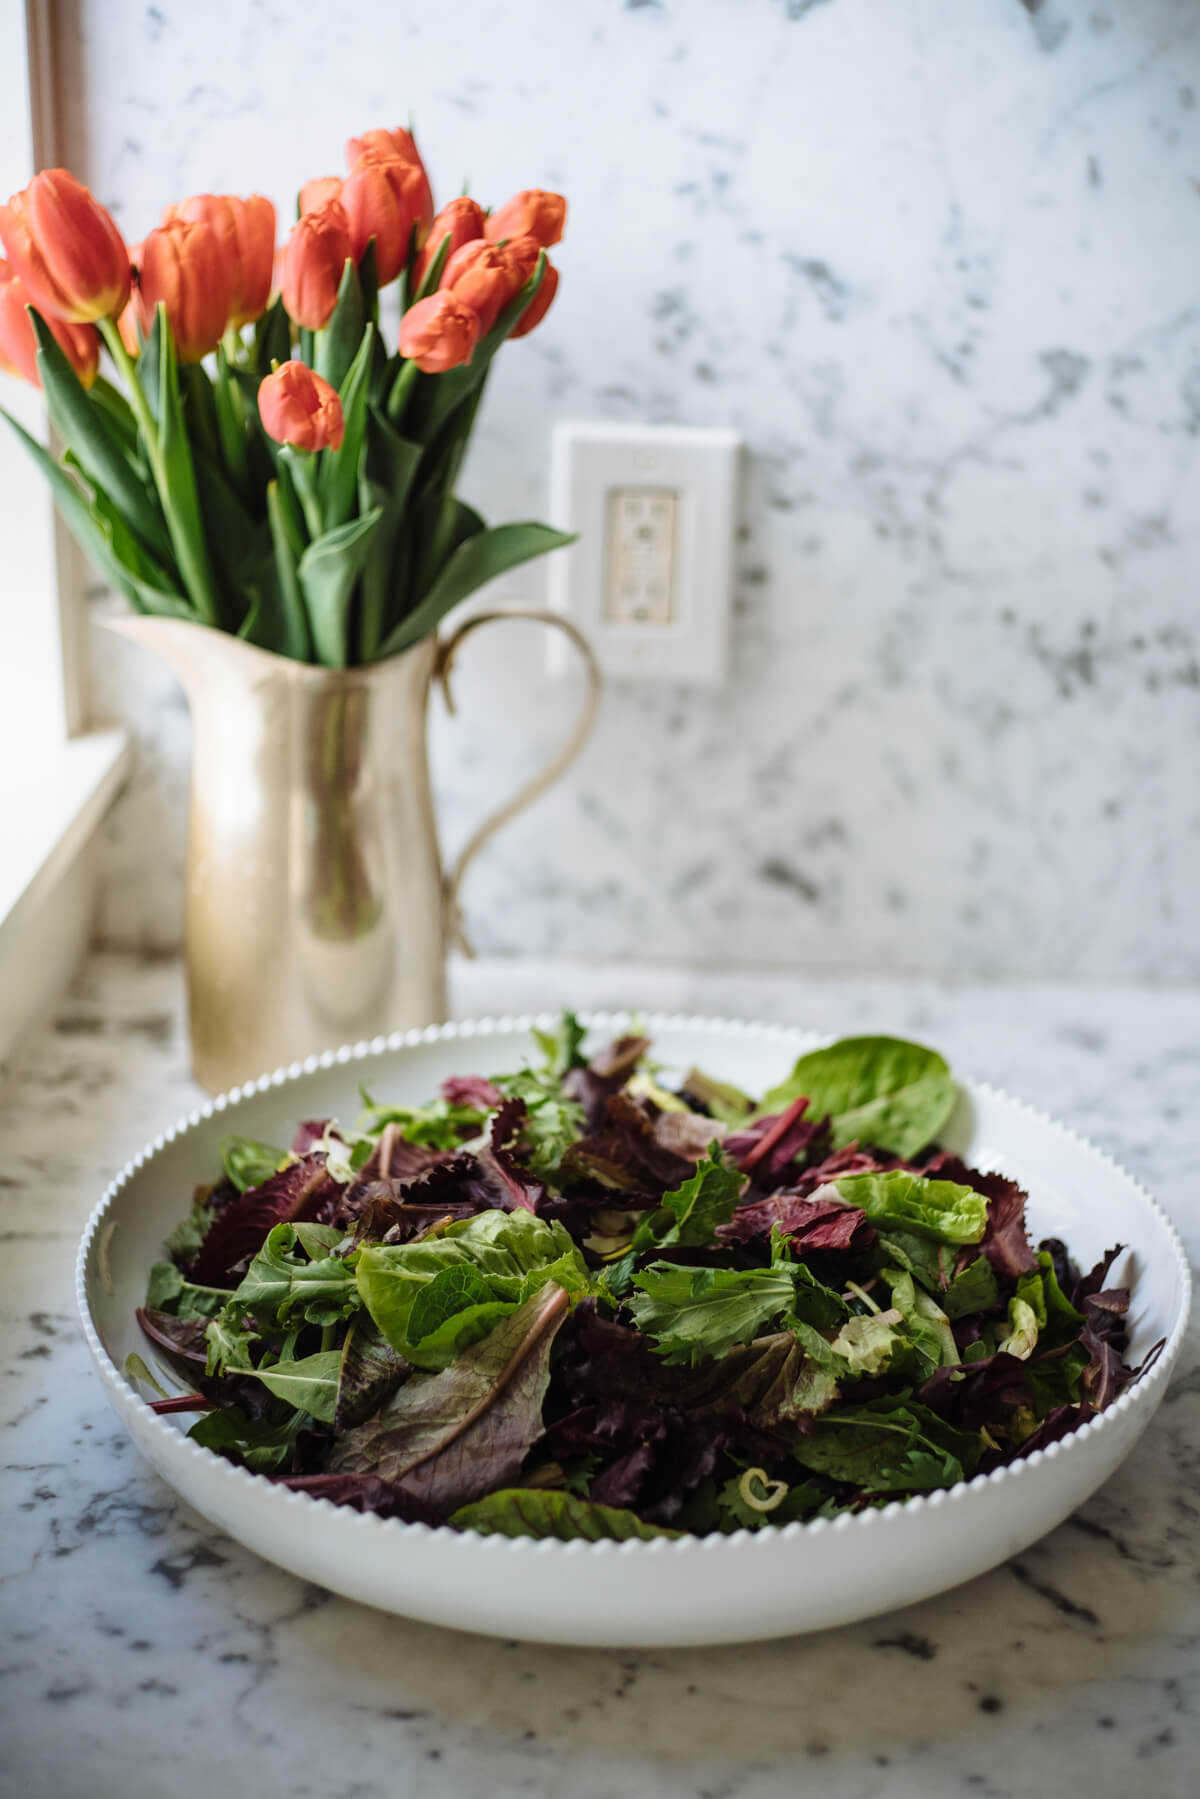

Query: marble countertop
[1,953,1197,1799]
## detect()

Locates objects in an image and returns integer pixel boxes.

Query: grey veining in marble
[54,0,1199,979]
[1,952,1198,1798]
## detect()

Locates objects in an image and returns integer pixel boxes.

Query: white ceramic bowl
[77,1015,1191,1648]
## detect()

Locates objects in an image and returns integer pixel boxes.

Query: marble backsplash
[66,0,1199,979]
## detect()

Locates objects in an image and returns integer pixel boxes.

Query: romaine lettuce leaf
[759,1035,957,1158]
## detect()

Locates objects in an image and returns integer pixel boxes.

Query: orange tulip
[164,193,276,328]
[341,155,431,285]
[347,125,422,167]
[414,196,485,290]
[258,361,344,452]
[299,176,342,215]
[280,199,353,330]
[500,233,542,288]
[0,169,130,323]
[397,290,480,374]
[440,239,521,336]
[345,126,433,225]
[510,257,559,338]
[484,189,566,250]
[0,258,99,387]
[117,242,143,355]
[137,219,234,362]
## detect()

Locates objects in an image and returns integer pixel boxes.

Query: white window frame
[0,0,130,1064]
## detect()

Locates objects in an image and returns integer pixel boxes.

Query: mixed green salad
[132,1020,1152,1541]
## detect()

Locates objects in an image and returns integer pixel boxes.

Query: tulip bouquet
[0,132,570,666]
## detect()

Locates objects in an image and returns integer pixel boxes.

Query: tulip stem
[282,446,323,542]
[98,317,162,479]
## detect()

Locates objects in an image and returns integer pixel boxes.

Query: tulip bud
[0,169,131,324]
[499,233,541,288]
[136,219,234,362]
[258,360,344,452]
[414,196,485,291]
[163,193,276,329]
[299,176,343,215]
[0,258,99,388]
[340,155,430,286]
[439,239,521,336]
[397,290,480,374]
[484,189,566,250]
[281,199,353,331]
[510,257,559,338]
[345,127,433,227]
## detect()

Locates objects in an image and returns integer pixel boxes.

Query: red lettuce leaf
[478,1097,547,1213]
[725,1097,831,1184]
[327,1283,568,1516]
[271,1471,442,1522]
[719,1189,873,1254]
[441,1074,503,1110]
[186,1154,337,1286]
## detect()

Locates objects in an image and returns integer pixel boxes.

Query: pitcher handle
[433,607,602,956]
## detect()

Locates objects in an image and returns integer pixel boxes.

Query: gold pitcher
[104,610,600,1092]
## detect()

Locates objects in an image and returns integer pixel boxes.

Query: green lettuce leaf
[657,1145,744,1249]
[187,1404,304,1474]
[629,1247,845,1368]
[494,1068,584,1180]
[531,1010,587,1079]
[232,1221,360,1328]
[941,1255,1000,1319]
[144,1259,230,1320]
[450,1488,681,1542]
[221,1135,288,1193]
[792,1395,980,1491]
[355,1207,589,1366]
[249,1349,342,1422]
[835,1169,987,1245]
[760,1034,957,1158]
[358,1088,489,1150]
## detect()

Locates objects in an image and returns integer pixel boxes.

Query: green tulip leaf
[30,309,173,567]
[375,520,575,661]
[315,258,365,394]
[298,507,383,667]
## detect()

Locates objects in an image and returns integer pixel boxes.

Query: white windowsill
[0,727,132,1063]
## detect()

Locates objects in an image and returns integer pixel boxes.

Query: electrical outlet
[549,423,741,684]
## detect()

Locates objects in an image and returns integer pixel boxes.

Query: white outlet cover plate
[549,422,741,685]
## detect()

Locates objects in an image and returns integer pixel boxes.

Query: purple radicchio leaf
[917,1351,1035,1430]
[725,1096,832,1185]
[568,1091,695,1195]
[338,1154,501,1239]
[186,1154,338,1287]
[478,1097,547,1213]
[292,1119,329,1155]
[358,1125,453,1184]
[326,1282,568,1516]
[718,1188,873,1254]
[1079,1321,1129,1410]
[787,1141,896,1196]
[562,1036,651,1134]
[1075,1244,1127,1307]
[441,1074,503,1110]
